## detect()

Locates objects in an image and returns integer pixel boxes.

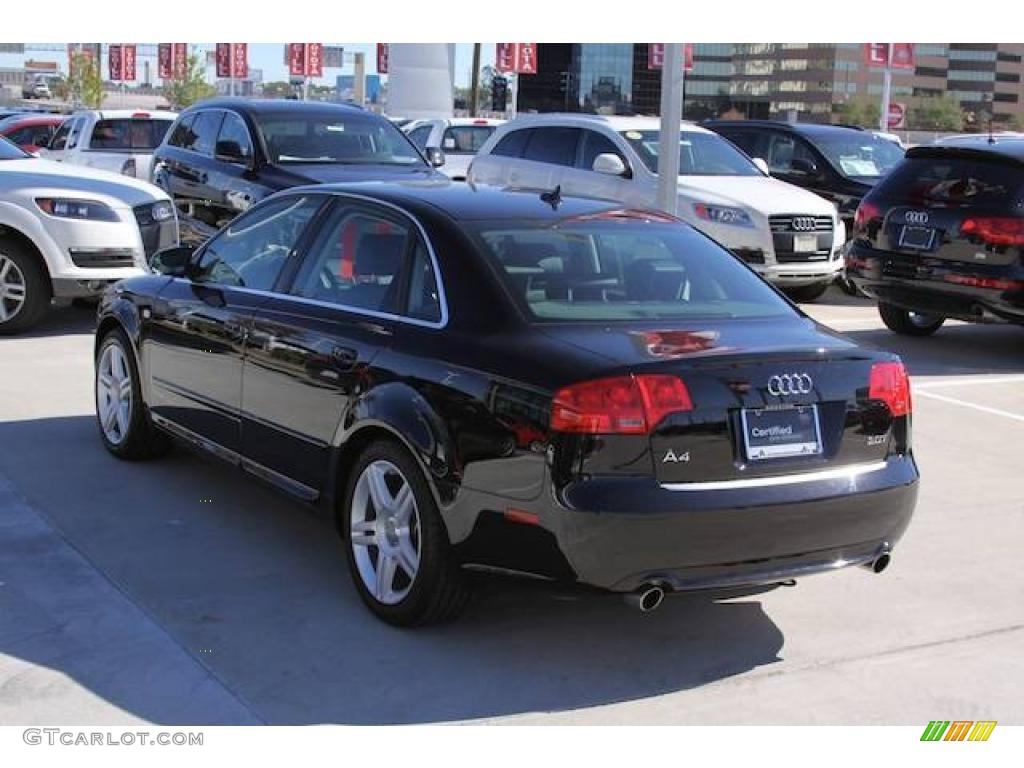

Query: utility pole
[469,43,481,116]
[353,52,366,107]
[656,44,684,216]
[879,43,892,133]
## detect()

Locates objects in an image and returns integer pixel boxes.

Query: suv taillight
[853,200,881,232]
[869,361,911,417]
[960,216,1024,246]
[551,375,693,435]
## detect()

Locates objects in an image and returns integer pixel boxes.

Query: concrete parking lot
[1,290,1021,725]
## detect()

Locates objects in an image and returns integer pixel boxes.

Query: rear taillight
[869,361,912,417]
[853,200,881,231]
[943,274,1024,291]
[960,216,1024,246]
[551,374,693,435]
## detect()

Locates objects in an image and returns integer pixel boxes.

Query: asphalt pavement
[1,290,1021,725]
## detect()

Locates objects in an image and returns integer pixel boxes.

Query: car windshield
[257,112,426,166]
[814,133,905,179]
[0,136,28,160]
[90,118,174,150]
[620,130,761,176]
[471,212,795,322]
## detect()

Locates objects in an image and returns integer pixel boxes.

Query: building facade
[518,44,1024,127]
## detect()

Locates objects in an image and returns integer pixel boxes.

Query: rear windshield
[256,112,425,166]
[471,213,794,321]
[442,125,496,154]
[875,155,1024,204]
[90,119,173,150]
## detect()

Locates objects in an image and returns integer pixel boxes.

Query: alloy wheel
[0,254,27,323]
[349,459,422,605]
[96,342,133,445]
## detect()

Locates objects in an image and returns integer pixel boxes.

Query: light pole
[656,44,685,216]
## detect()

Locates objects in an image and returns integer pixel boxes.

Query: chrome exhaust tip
[625,585,665,613]
[861,551,892,574]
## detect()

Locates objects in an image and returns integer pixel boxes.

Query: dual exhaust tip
[625,551,893,613]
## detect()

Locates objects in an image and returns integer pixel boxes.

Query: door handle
[330,345,358,369]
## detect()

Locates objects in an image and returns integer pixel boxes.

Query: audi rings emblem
[791,217,817,231]
[905,211,929,224]
[767,373,814,396]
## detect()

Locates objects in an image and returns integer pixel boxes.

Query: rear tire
[784,280,832,303]
[0,238,51,334]
[878,302,945,336]
[342,439,472,626]
[95,328,170,459]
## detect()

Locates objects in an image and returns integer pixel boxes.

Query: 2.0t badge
[767,373,813,396]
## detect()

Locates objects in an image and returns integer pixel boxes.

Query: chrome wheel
[96,342,133,445]
[349,459,421,605]
[909,311,942,328]
[0,254,26,323]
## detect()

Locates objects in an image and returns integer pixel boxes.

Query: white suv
[0,138,177,333]
[469,114,844,301]
[405,117,505,180]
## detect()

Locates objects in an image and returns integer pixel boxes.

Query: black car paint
[847,142,1024,324]
[97,183,918,594]
[150,99,440,238]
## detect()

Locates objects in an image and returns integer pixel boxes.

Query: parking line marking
[915,376,1024,390]
[915,390,1024,423]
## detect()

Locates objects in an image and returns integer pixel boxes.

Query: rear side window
[874,155,1024,204]
[442,125,496,154]
[523,127,581,167]
[491,128,532,157]
[472,216,793,322]
[90,118,174,150]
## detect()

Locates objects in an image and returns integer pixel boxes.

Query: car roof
[500,113,713,135]
[705,119,872,138]
[908,137,1024,164]
[288,179,665,222]
[0,115,64,129]
[447,117,506,126]
[72,109,178,120]
[182,98,367,117]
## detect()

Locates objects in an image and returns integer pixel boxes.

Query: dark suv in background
[151,99,442,240]
[846,138,1024,335]
[704,121,905,233]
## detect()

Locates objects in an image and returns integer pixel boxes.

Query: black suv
[846,138,1024,335]
[704,121,905,232]
[151,99,441,238]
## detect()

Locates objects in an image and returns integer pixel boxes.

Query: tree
[65,51,103,108]
[262,81,296,99]
[908,95,964,132]
[838,97,880,129]
[162,54,216,110]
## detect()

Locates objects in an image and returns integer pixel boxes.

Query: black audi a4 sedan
[94,181,918,625]
[847,138,1024,336]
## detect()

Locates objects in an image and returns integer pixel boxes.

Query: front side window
[580,130,627,171]
[168,114,196,148]
[472,213,794,322]
[767,134,819,175]
[257,112,425,167]
[194,195,324,290]
[188,111,225,156]
[89,118,174,150]
[620,130,762,176]
[291,206,411,314]
[215,112,254,162]
[442,125,496,154]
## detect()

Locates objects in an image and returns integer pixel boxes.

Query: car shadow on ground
[841,323,1024,377]
[9,303,97,339]
[0,414,786,725]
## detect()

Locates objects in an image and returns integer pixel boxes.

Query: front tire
[342,439,471,626]
[95,328,170,459]
[878,302,945,336]
[0,239,51,334]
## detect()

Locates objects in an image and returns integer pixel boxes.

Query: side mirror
[150,244,195,277]
[592,152,628,177]
[791,157,820,177]
[215,140,249,166]
[425,146,445,168]
[753,157,770,175]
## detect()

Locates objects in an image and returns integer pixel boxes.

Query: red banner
[376,43,389,74]
[231,43,247,79]
[288,43,306,76]
[158,43,171,79]
[216,43,231,78]
[306,43,323,77]
[123,44,136,82]
[496,43,515,74]
[515,43,537,75]
[648,43,694,72]
[108,44,122,81]
[864,43,915,69]
[173,43,187,78]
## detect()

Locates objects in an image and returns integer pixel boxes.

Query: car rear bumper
[454,455,918,593]
[847,244,1024,323]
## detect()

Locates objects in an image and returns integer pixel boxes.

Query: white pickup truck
[42,109,177,181]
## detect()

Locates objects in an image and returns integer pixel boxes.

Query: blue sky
[2,43,495,86]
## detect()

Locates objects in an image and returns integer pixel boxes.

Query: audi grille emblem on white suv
[791,217,817,231]
[905,211,930,224]
[767,373,814,396]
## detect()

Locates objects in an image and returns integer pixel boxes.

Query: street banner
[306,43,324,77]
[864,43,915,69]
[648,43,694,71]
[891,43,915,70]
[216,43,231,78]
[515,43,537,75]
[109,44,122,81]
[123,44,136,82]
[496,43,515,73]
[288,43,306,76]
[231,43,248,79]
[289,44,324,77]
[376,43,389,74]
[173,43,187,78]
